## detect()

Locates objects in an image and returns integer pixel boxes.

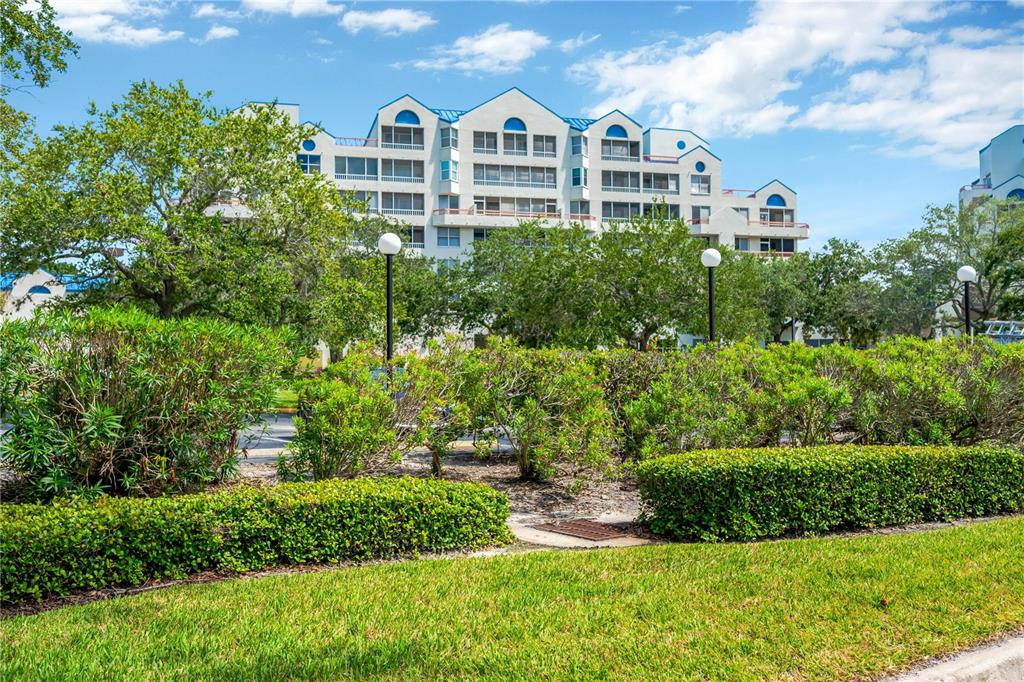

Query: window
[533,135,556,158]
[437,194,460,210]
[760,238,796,253]
[301,140,316,152]
[382,159,424,182]
[691,205,710,223]
[570,135,588,157]
[690,174,711,194]
[571,167,588,187]
[334,156,378,180]
[472,196,556,215]
[28,285,51,295]
[601,139,639,161]
[605,124,627,138]
[602,201,641,220]
[474,164,555,188]
[643,173,679,194]
[503,132,527,156]
[602,170,640,192]
[766,193,787,207]
[473,228,489,241]
[381,192,424,215]
[473,131,498,154]
[732,207,749,221]
[297,154,320,174]
[569,200,590,216]
[734,237,749,251]
[437,227,461,247]
[395,110,420,125]
[440,127,459,149]
[760,208,795,225]
[440,160,458,181]
[409,226,425,248]
[642,203,680,218]
[381,126,424,150]
[339,190,378,212]
[437,257,458,272]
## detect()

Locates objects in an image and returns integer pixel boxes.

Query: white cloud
[51,0,183,46]
[559,32,600,53]
[240,0,344,17]
[569,1,1021,166]
[192,24,240,43]
[193,3,245,20]
[674,4,691,13]
[340,8,436,36]
[947,25,1011,44]
[413,24,550,75]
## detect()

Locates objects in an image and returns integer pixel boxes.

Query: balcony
[601,154,641,163]
[534,150,557,158]
[503,149,528,157]
[335,173,377,181]
[382,175,424,183]
[601,185,641,193]
[643,186,679,195]
[690,184,711,195]
[382,207,425,216]
[473,147,498,155]
[747,220,810,239]
[476,179,556,189]
[334,137,378,148]
[433,207,560,228]
[722,188,756,198]
[642,154,678,164]
[381,142,425,151]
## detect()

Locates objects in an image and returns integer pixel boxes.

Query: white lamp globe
[956,265,977,283]
[701,248,722,268]
[377,232,402,256]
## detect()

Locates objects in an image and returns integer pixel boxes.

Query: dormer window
[502,119,527,156]
[395,110,421,125]
[382,125,424,150]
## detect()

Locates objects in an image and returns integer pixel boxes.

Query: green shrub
[634,445,1024,541]
[0,307,292,499]
[0,477,512,603]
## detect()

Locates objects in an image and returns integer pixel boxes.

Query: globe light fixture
[377,233,402,362]
[701,248,721,342]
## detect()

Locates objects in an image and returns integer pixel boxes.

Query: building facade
[0,270,82,321]
[959,124,1024,207]
[271,88,808,259]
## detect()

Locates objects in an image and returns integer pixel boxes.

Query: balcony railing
[473,147,498,155]
[601,154,641,162]
[503,149,528,156]
[382,207,425,216]
[335,173,377,181]
[410,241,425,249]
[960,181,993,191]
[381,142,425,150]
[642,154,678,164]
[382,175,424,183]
[534,150,557,158]
[475,179,557,189]
[643,186,680,195]
[690,184,711,195]
[601,185,641,193]
[748,220,809,229]
[722,188,756,197]
[433,208,561,219]
[335,137,378,147]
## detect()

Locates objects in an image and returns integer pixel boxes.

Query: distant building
[959,124,1024,207]
[0,270,92,321]
[259,87,809,260]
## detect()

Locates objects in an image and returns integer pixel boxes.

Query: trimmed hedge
[0,477,512,604]
[634,446,1024,541]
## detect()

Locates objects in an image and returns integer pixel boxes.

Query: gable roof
[755,179,798,195]
[676,144,722,162]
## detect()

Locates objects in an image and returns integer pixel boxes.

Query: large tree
[803,238,884,346]
[1,80,380,349]
[758,251,811,343]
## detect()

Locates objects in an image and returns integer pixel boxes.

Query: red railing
[722,188,756,197]
[334,137,379,147]
[959,182,992,192]
[642,154,679,164]
[748,220,809,229]
[433,208,562,219]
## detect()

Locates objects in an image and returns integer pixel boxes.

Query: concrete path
[508,511,653,549]
[887,634,1024,681]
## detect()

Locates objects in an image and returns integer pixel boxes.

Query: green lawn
[3,517,1023,681]
[272,387,298,411]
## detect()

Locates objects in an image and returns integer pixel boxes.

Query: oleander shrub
[0,477,512,604]
[635,445,1024,541]
[0,307,293,499]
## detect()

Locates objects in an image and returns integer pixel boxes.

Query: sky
[13,0,1024,250]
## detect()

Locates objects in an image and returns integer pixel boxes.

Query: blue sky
[16,0,1024,250]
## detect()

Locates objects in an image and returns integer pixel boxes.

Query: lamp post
[377,233,402,363]
[701,248,722,343]
[956,265,977,339]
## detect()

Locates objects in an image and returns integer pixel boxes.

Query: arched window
[605,124,627,139]
[395,110,420,125]
[766,193,787,207]
[503,117,527,132]
[1007,188,1024,201]
[28,285,51,295]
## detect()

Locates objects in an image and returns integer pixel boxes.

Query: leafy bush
[470,342,615,480]
[635,445,1024,541]
[0,477,512,603]
[0,307,292,499]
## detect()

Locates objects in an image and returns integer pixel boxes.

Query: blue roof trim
[755,179,798,195]
[562,116,597,131]
[0,272,23,290]
[676,144,722,162]
[589,108,643,129]
[376,93,437,115]
[431,108,466,123]
[991,174,1024,191]
[300,120,338,138]
[644,127,710,146]
[454,86,569,124]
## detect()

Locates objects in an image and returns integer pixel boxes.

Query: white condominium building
[959,124,1024,207]
[272,87,808,259]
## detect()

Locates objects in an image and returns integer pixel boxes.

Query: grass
[272,387,298,411]
[3,517,1023,681]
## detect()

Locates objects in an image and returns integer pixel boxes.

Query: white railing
[690,185,711,195]
[534,150,557,158]
[382,175,424,183]
[475,179,556,189]
[601,154,641,162]
[382,207,425,216]
[602,185,641,193]
[503,149,528,156]
[643,154,678,164]
[643,187,680,195]
[433,208,560,219]
[381,142,424,150]
[748,220,810,229]
[473,147,498,155]
[335,137,378,147]
[335,173,377,181]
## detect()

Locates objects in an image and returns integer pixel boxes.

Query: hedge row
[0,477,512,604]
[634,446,1024,541]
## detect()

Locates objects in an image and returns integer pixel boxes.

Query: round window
[302,140,316,152]
[676,140,686,150]
[695,161,706,172]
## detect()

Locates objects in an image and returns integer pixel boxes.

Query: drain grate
[530,519,629,541]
